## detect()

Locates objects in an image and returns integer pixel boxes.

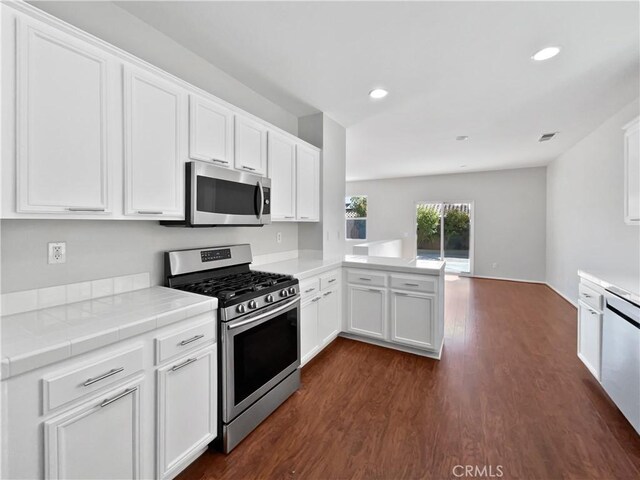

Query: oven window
[233,308,298,405]
[197,176,259,216]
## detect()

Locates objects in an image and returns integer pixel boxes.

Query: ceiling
[116,1,640,181]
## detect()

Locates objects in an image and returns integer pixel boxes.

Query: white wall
[346,167,547,282]
[546,99,640,301]
[0,1,303,293]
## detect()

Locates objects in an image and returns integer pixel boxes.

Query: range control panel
[201,248,232,263]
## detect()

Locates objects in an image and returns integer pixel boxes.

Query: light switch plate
[48,242,66,264]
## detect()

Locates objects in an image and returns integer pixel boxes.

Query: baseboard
[471,274,546,284]
[545,282,578,308]
[338,333,442,360]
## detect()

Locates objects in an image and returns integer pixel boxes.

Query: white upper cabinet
[16,17,112,214]
[188,95,234,167]
[623,117,640,225]
[234,115,268,175]
[123,66,186,218]
[296,144,320,221]
[268,132,297,220]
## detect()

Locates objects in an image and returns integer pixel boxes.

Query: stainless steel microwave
[162,161,271,227]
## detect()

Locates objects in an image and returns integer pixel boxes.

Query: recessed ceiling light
[456,135,469,141]
[369,88,388,99]
[532,46,561,61]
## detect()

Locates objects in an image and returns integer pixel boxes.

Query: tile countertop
[578,270,640,305]
[255,255,446,279]
[1,287,217,380]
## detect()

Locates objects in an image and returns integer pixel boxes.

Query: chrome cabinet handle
[212,158,229,164]
[328,279,336,283]
[257,181,264,220]
[83,367,124,387]
[67,207,106,212]
[582,293,592,298]
[242,165,256,171]
[396,292,409,296]
[284,216,295,219]
[300,216,310,219]
[304,288,315,293]
[323,291,332,297]
[359,277,372,281]
[137,210,163,215]
[171,357,198,371]
[589,310,597,315]
[101,386,137,407]
[312,297,321,302]
[403,283,420,287]
[179,334,204,346]
[368,289,380,292]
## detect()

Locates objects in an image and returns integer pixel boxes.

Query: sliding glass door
[416,202,472,274]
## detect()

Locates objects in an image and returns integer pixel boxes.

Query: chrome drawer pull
[101,387,137,407]
[137,210,163,215]
[368,289,380,292]
[83,367,124,387]
[212,158,229,164]
[242,165,256,171]
[304,288,315,293]
[404,283,420,287]
[590,310,598,315]
[312,297,321,302]
[359,277,372,281]
[179,334,205,346]
[284,216,295,219]
[582,293,592,298]
[171,357,198,371]
[300,216,310,219]
[328,279,337,283]
[67,207,106,212]
[396,292,409,296]
[323,291,332,297]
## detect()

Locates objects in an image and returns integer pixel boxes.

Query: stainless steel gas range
[164,244,300,452]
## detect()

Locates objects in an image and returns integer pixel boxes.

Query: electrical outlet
[48,242,66,264]
[276,232,282,244]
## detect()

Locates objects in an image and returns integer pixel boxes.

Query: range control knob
[236,304,246,314]
[265,294,274,303]
[288,287,296,295]
[280,289,289,298]
[248,300,257,309]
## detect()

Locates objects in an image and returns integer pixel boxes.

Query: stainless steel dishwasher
[602,288,640,435]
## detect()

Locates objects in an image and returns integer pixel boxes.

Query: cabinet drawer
[300,278,320,300]
[579,283,603,311]
[155,317,215,365]
[320,270,340,290]
[43,346,143,412]
[390,274,437,293]
[347,270,386,287]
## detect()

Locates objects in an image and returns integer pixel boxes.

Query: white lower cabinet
[318,287,341,345]
[44,377,143,480]
[347,285,386,339]
[390,291,436,349]
[578,300,603,380]
[301,297,320,365]
[156,345,217,480]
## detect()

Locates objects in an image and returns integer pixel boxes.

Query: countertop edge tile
[578,270,640,304]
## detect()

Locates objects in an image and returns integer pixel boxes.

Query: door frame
[413,200,475,276]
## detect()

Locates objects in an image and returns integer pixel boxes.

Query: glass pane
[443,204,471,273]
[416,203,441,261]
[233,309,298,406]
[197,176,258,215]
[345,196,367,218]
[346,219,367,240]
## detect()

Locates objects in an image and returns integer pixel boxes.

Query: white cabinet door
[44,379,142,480]
[578,301,602,381]
[268,132,297,221]
[157,345,216,480]
[16,17,112,214]
[189,95,234,167]
[318,287,341,346]
[390,291,436,350]
[123,66,186,218]
[347,285,386,339]
[301,298,320,365]
[296,144,320,221]
[624,117,640,224]
[234,115,267,175]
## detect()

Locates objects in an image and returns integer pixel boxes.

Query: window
[345,196,367,240]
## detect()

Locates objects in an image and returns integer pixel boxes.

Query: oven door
[189,161,271,226]
[222,297,300,423]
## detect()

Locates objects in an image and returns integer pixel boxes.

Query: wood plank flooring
[178,276,640,480]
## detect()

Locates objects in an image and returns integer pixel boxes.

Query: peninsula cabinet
[623,116,640,225]
[347,285,387,339]
[123,66,187,219]
[234,115,268,175]
[44,377,143,480]
[188,95,235,167]
[14,15,114,215]
[390,290,436,350]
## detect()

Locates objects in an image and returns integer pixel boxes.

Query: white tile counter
[578,269,640,305]
[253,257,344,280]
[1,287,216,379]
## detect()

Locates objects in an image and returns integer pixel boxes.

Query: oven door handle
[257,181,265,220]
[227,297,299,330]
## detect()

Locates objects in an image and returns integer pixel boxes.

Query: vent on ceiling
[539,132,558,142]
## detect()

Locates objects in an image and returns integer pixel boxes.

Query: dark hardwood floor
[178,276,640,480]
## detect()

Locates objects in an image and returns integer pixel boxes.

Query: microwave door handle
[257,181,264,220]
